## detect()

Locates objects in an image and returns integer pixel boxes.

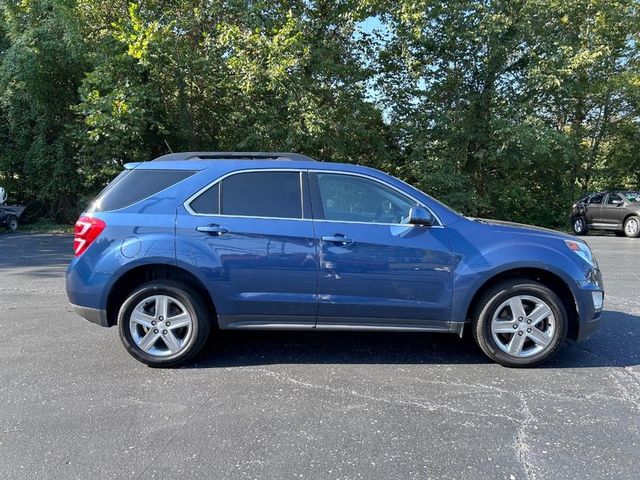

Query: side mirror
[612,198,623,206]
[407,207,435,226]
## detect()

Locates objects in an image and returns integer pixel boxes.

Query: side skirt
[219,315,463,335]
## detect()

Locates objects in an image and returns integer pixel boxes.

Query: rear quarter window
[88,169,194,212]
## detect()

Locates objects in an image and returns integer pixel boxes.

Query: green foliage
[0,0,638,227]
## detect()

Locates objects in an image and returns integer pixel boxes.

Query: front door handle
[321,234,353,246]
[196,224,229,235]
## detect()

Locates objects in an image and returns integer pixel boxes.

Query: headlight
[564,240,597,267]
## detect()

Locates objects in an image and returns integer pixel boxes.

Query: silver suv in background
[571,191,640,237]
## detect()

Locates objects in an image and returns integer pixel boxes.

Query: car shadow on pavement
[186,309,640,370]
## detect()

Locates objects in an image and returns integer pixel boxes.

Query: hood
[467,217,575,241]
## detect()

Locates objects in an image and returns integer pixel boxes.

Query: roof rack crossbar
[153,152,317,162]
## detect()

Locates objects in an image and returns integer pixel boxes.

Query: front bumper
[573,268,604,342]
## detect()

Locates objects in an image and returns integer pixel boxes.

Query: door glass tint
[190,183,219,214]
[88,169,194,212]
[607,193,623,205]
[589,194,604,205]
[221,171,302,218]
[313,173,416,224]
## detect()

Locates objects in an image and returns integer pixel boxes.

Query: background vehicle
[0,186,25,231]
[571,191,640,237]
[66,152,604,368]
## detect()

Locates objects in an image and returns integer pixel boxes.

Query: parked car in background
[66,152,604,368]
[571,191,640,238]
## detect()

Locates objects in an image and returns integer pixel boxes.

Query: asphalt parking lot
[0,233,638,479]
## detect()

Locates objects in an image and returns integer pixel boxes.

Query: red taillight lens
[74,216,106,257]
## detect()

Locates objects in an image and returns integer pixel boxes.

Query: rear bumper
[71,304,109,327]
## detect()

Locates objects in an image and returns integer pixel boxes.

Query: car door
[175,169,319,329]
[600,193,626,228]
[585,193,604,225]
[309,171,454,330]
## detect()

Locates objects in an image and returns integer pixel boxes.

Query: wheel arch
[464,267,579,340]
[623,212,640,225]
[106,263,217,327]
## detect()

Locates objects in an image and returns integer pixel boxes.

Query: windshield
[623,192,640,203]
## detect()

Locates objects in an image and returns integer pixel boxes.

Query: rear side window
[220,171,302,218]
[189,183,219,214]
[88,169,194,212]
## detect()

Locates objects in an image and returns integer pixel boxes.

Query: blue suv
[66,152,604,367]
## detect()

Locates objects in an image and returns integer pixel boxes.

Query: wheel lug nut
[518,331,524,336]
[151,320,156,325]
[163,330,168,335]
[527,328,532,333]
[518,317,523,322]
[153,329,159,334]
[527,319,532,324]
[166,321,171,326]
[159,316,164,321]
[513,324,518,329]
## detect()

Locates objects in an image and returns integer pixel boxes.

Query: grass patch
[16,218,73,234]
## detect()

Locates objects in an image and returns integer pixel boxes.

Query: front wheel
[624,216,640,238]
[472,279,567,367]
[572,216,588,235]
[118,280,211,367]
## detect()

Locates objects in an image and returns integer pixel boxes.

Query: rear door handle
[196,224,229,235]
[321,235,353,246]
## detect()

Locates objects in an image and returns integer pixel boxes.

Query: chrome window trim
[184,167,444,227]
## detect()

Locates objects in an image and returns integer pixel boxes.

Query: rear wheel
[7,215,18,231]
[624,216,640,238]
[118,280,211,367]
[572,216,588,235]
[472,279,567,367]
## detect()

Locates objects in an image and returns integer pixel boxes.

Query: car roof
[125,151,382,176]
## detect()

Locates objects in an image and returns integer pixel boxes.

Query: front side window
[220,171,302,219]
[311,173,417,224]
[589,193,604,205]
[607,193,623,205]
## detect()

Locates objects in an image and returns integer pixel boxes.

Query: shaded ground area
[0,233,638,479]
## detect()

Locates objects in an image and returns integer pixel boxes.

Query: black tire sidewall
[572,216,587,235]
[118,281,210,367]
[473,280,568,367]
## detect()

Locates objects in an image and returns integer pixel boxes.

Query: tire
[7,215,18,232]
[623,215,640,238]
[572,216,588,235]
[118,280,211,367]
[471,279,568,367]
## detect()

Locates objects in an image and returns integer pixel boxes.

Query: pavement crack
[260,369,518,422]
[514,392,537,480]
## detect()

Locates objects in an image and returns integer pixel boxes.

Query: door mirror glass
[407,207,435,226]
[611,198,623,205]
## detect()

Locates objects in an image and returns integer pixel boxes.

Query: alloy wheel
[573,218,584,234]
[490,295,556,358]
[625,218,638,236]
[128,295,193,357]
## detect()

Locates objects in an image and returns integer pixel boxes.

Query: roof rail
[152,151,317,162]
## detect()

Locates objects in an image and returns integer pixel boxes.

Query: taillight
[74,216,106,257]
